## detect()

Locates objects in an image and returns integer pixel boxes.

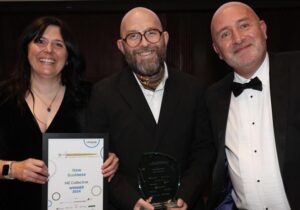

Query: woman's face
[28,25,68,79]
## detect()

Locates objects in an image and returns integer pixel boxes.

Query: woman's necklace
[32,101,47,129]
[31,86,61,112]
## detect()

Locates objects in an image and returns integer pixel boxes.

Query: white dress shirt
[225,54,291,210]
[134,62,168,123]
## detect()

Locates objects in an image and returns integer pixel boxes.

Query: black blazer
[85,66,215,210]
[205,51,300,210]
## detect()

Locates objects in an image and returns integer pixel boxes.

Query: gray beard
[124,44,167,76]
[133,58,163,76]
[125,53,165,77]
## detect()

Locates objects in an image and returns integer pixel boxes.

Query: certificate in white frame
[42,133,108,210]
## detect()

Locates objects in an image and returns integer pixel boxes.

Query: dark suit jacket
[205,51,300,210]
[84,66,215,210]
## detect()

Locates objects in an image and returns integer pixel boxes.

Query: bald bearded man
[85,7,215,210]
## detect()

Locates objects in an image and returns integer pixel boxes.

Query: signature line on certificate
[59,153,97,157]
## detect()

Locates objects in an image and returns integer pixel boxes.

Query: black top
[0,87,89,210]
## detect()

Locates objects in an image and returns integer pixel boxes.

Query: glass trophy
[137,152,180,209]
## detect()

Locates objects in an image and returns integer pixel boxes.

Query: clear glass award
[137,152,180,209]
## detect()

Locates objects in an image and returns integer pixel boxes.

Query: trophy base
[152,201,180,210]
[165,201,180,208]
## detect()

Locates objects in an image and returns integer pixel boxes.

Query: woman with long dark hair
[0,16,118,210]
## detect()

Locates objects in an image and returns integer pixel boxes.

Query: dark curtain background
[1,0,300,87]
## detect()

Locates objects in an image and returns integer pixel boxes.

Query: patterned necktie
[232,77,262,97]
[136,68,165,91]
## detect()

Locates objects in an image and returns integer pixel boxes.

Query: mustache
[133,46,158,55]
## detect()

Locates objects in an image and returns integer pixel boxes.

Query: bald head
[210,1,268,78]
[120,7,163,37]
[211,2,260,38]
[116,7,169,78]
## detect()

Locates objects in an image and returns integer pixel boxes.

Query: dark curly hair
[0,16,90,108]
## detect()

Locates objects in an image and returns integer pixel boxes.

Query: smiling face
[117,7,169,76]
[211,2,267,78]
[28,25,68,80]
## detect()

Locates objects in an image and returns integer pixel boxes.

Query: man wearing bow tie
[206,1,300,210]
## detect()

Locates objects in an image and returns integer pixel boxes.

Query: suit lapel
[155,70,180,146]
[209,74,232,191]
[269,53,288,172]
[118,68,157,135]
[215,74,233,151]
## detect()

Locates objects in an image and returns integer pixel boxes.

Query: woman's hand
[102,152,119,182]
[11,158,49,184]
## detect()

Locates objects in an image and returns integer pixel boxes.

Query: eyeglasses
[33,37,66,50]
[122,29,163,47]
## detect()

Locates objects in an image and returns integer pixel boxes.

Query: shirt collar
[234,53,269,87]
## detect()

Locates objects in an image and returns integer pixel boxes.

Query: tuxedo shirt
[205,51,300,210]
[226,54,290,210]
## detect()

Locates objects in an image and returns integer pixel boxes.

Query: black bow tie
[232,77,262,97]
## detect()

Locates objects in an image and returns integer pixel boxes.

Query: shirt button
[257,179,260,182]
[254,150,257,153]
[252,122,255,125]
[250,95,253,98]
